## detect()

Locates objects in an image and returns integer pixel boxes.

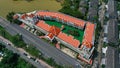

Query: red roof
[47,26,61,39]
[28,14,35,18]
[57,32,80,48]
[35,12,95,49]
[35,20,50,31]
[21,14,26,19]
[82,22,95,48]
[36,21,61,40]
[36,11,85,28]
[47,33,54,39]
[48,26,61,36]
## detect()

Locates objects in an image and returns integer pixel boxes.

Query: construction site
[13,10,95,64]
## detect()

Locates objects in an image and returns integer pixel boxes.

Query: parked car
[23,53,28,56]
[35,59,39,63]
[27,55,31,59]
[30,57,36,61]
[7,43,11,46]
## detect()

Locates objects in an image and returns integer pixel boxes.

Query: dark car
[30,57,36,61]
[23,53,28,56]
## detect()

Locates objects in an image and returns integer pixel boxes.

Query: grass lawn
[0,0,61,18]
[45,21,84,42]
[0,25,14,42]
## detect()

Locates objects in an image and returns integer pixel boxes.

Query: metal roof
[107,19,119,45]
[106,46,120,68]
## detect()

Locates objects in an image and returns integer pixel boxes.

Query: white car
[27,55,31,59]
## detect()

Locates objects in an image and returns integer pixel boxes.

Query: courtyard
[45,20,84,42]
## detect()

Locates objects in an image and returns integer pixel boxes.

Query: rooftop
[35,11,86,28]
[87,0,98,21]
[106,46,120,68]
[57,32,80,48]
[47,26,61,39]
[82,22,95,48]
[107,19,119,45]
[48,26,61,36]
[107,0,117,19]
[35,20,50,32]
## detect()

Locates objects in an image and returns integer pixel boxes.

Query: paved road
[0,38,46,68]
[0,17,81,67]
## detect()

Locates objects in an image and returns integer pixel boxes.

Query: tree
[101,64,105,68]
[14,19,22,25]
[59,0,83,19]
[0,29,6,38]
[0,48,34,68]
[6,12,15,22]
[25,44,40,57]
[59,7,84,19]
[1,52,19,68]
[6,12,22,25]
[11,34,26,48]
[0,43,5,51]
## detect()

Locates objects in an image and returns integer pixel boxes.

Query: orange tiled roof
[47,33,54,39]
[57,32,80,48]
[47,26,61,39]
[36,11,85,28]
[35,20,50,31]
[82,22,95,48]
[28,14,35,18]
[21,14,26,19]
[21,13,35,19]
[48,26,61,36]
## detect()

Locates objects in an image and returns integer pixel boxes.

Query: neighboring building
[78,0,87,16]
[107,19,119,45]
[87,0,99,22]
[107,0,118,19]
[104,0,119,45]
[104,1,120,67]
[14,11,95,64]
[105,46,120,68]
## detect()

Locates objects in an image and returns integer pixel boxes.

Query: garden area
[45,20,84,42]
